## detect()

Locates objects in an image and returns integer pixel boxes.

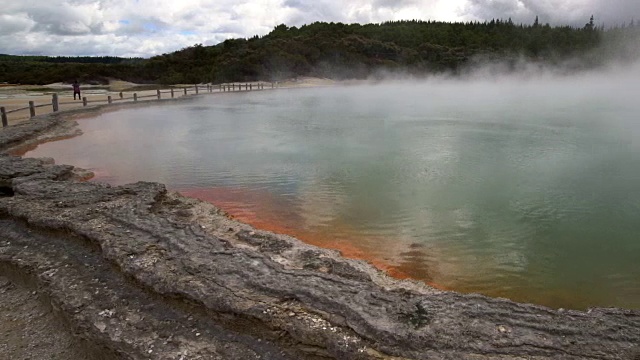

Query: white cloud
[461,0,640,26]
[0,14,35,35]
[0,0,638,57]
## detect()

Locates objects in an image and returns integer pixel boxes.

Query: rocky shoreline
[0,110,639,359]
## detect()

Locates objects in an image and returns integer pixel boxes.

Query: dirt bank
[0,110,639,359]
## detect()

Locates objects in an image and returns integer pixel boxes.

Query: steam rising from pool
[26,65,640,309]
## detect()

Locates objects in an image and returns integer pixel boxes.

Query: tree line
[0,55,143,64]
[0,18,638,85]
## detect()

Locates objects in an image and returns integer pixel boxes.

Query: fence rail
[1,82,274,128]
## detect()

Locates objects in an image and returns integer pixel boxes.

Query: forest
[0,18,638,85]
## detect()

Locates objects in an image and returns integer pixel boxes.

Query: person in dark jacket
[72,80,81,100]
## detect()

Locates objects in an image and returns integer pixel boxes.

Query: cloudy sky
[0,0,638,58]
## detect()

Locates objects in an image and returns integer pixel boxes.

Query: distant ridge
[1,19,638,85]
[0,54,143,64]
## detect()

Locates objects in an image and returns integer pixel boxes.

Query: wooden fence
[1,82,276,128]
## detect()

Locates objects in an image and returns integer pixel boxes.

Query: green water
[26,74,640,309]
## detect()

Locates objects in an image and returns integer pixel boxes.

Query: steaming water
[25,74,640,309]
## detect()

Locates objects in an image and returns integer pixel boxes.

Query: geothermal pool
[25,75,640,309]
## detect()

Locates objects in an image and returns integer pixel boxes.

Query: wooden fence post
[157,89,161,100]
[133,93,138,102]
[195,85,199,95]
[249,84,253,91]
[184,88,187,95]
[119,92,123,99]
[171,89,174,98]
[108,95,112,104]
[1,107,7,127]
[52,94,59,112]
[29,101,36,118]
[82,97,88,106]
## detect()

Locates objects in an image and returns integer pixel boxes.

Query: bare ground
[0,276,90,360]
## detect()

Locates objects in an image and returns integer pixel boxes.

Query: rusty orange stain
[9,134,81,156]
[179,186,447,290]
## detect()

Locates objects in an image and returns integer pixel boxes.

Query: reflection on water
[25,77,640,309]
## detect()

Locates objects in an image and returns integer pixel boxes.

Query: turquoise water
[26,76,640,309]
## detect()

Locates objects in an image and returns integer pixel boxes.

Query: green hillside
[1,18,638,85]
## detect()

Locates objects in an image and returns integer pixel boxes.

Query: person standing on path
[72,80,81,100]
